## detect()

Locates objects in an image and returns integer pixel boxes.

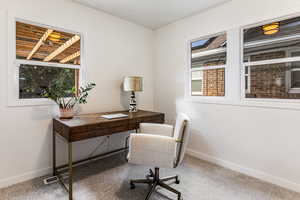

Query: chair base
[130,167,182,200]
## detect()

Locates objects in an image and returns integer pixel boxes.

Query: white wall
[0,0,154,188]
[154,0,300,193]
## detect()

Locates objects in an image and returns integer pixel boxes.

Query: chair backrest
[173,113,191,167]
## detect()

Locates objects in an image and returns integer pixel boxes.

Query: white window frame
[7,17,86,107]
[186,32,227,100]
[240,15,300,103]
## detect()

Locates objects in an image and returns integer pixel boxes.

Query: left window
[190,33,226,96]
[15,21,81,100]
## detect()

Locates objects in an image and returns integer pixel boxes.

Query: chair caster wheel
[130,182,135,189]
[178,196,182,200]
[175,178,180,184]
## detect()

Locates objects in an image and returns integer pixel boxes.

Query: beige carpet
[0,153,300,200]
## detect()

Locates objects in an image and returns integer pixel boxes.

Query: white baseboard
[186,148,300,193]
[0,148,127,189]
[0,167,52,189]
[1,150,299,193]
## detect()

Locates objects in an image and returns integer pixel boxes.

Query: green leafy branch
[42,71,96,109]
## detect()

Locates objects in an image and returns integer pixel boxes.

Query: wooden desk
[52,110,164,200]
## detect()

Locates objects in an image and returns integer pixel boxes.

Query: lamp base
[129,91,137,112]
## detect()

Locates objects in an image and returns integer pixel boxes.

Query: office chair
[127,113,191,200]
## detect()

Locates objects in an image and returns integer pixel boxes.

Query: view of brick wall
[191,34,226,97]
[202,68,225,96]
[246,51,300,99]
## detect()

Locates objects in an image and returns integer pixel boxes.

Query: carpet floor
[0,153,300,200]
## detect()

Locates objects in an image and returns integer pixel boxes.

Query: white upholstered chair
[127,113,191,200]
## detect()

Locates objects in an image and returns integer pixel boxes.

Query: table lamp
[123,76,143,112]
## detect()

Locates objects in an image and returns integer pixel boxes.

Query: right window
[243,16,300,99]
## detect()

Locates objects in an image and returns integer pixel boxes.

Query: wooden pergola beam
[44,35,80,62]
[27,29,53,60]
[60,51,80,64]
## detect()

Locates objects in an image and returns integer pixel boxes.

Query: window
[19,64,77,99]
[14,20,81,102]
[243,16,300,99]
[190,33,226,96]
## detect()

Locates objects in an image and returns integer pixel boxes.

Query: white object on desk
[101,113,128,119]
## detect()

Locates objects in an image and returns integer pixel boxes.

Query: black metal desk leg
[53,130,56,176]
[68,142,73,200]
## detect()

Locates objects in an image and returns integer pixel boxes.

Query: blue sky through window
[191,39,209,48]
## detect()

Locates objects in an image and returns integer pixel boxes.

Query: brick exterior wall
[202,68,225,96]
[246,51,300,99]
[193,50,300,98]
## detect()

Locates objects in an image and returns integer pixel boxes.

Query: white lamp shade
[123,76,143,92]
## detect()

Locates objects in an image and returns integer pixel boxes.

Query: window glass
[244,17,300,62]
[245,76,248,91]
[16,21,81,65]
[244,61,300,98]
[191,71,203,95]
[291,51,300,57]
[192,52,226,68]
[191,35,226,52]
[243,16,300,99]
[191,80,203,94]
[19,64,76,99]
[245,66,249,74]
[291,71,300,88]
[191,33,226,96]
[244,17,300,43]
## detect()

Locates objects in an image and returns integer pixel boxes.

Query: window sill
[7,98,55,107]
[191,92,204,96]
[184,97,300,111]
[240,98,300,110]
[185,95,228,105]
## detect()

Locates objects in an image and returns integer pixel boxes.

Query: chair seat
[128,133,176,168]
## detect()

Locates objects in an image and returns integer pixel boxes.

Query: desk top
[54,110,163,128]
[53,110,165,142]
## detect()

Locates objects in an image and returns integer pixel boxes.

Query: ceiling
[73,0,231,29]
